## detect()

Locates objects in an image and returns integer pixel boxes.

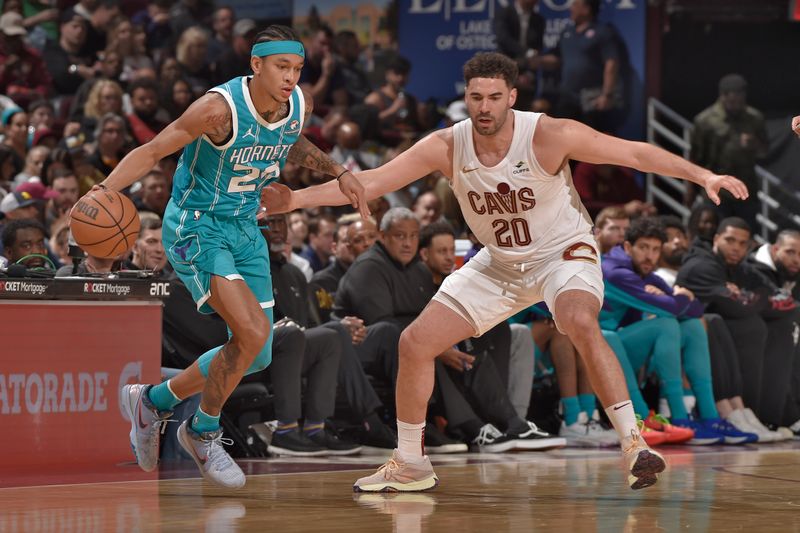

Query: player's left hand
[337,171,371,219]
[703,173,748,205]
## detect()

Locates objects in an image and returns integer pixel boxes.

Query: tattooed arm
[100,93,231,192]
[282,90,370,217]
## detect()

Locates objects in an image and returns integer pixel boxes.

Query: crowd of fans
[1,0,799,458]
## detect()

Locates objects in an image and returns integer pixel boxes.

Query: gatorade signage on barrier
[1,303,162,473]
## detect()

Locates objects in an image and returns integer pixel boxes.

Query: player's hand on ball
[337,171,371,219]
[261,182,295,215]
[704,173,748,205]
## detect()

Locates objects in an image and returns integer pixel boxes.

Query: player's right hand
[261,182,295,215]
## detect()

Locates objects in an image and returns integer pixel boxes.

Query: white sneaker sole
[266,444,328,457]
[511,436,567,451]
[119,384,158,472]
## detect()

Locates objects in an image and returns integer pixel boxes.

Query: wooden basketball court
[3,443,800,531]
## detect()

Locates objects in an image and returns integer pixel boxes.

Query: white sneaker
[727,409,777,443]
[177,421,246,489]
[742,408,786,442]
[559,413,618,447]
[510,421,566,451]
[119,384,172,472]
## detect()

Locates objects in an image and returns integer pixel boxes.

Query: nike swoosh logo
[462,166,479,173]
[613,402,631,411]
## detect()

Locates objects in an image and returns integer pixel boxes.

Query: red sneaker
[644,411,694,444]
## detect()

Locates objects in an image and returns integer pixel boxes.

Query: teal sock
[190,407,220,434]
[147,381,181,411]
[303,420,324,436]
[561,396,581,426]
[578,394,597,417]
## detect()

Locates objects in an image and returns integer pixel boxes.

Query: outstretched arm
[533,116,749,205]
[100,93,229,191]
[264,128,453,214]
[286,91,369,217]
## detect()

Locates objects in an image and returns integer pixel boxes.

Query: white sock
[396,419,426,462]
[683,395,696,416]
[605,401,639,443]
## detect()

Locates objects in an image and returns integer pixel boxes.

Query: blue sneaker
[706,418,758,445]
[671,419,724,445]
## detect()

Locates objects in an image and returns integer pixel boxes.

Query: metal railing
[645,97,800,242]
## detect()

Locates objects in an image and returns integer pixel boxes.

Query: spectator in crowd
[67,47,125,125]
[125,216,168,272]
[175,26,213,99]
[536,0,623,130]
[43,8,94,97]
[492,0,545,110]
[55,247,121,275]
[105,17,155,83]
[206,6,234,66]
[0,145,20,195]
[0,11,51,108]
[687,203,719,243]
[288,209,310,254]
[330,121,380,174]
[752,229,800,300]
[12,145,48,186]
[411,190,443,229]
[653,215,688,287]
[48,217,70,266]
[572,162,655,219]
[261,211,382,455]
[0,189,36,224]
[365,56,420,142]
[654,215,780,443]
[133,168,170,217]
[1,217,51,269]
[310,214,363,324]
[78,79,125,140]
[601,217,753,444]
[593,205,629,255]
[75,0,120,60]
[334,30,372,107]
[2,106,28,163]
[676,217,798,433]
[689,74,767,231]
[300,214,336,273]
[27,99,54,138]
[127,78,167,145]
[215,18,257,84]
[163,77,194,121]
[298,24,347,112]
[87,113,129,177]
[169,0,214,46]
[44,168,79,227]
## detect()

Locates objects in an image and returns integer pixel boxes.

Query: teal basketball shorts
[162,200,273,314]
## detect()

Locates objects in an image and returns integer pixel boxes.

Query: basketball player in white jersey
[263,52,748,491]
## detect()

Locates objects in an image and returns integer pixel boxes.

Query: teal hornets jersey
[172,77,305,217]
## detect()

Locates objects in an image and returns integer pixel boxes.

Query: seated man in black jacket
[752,229,800,432]
[677,217,800,432]
[335,207,565,452]
[263,212,396,450]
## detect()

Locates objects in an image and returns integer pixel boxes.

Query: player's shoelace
[378,458,402,480]
[200,432,236,470]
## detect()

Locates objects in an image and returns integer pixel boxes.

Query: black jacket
[334,242,435,329]
[676,238,773,318]
[493,4,545,61]
[270,251,318,328]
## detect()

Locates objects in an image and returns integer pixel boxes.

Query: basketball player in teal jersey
[85,25,368,489]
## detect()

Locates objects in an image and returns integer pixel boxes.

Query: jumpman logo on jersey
[242,125,256,140]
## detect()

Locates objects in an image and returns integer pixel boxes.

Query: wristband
[336,169,349,180]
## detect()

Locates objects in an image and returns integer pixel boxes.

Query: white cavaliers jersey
[451,110,594,265]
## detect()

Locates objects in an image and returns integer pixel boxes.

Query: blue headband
[251,41,305,58]
[1,106,23,126]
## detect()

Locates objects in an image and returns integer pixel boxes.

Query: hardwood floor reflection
[2,445,800,532]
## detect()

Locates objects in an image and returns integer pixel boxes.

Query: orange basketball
[70,188,141,259]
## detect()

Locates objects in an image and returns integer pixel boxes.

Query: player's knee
[558,307,598,338]
[399,326,431,361]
